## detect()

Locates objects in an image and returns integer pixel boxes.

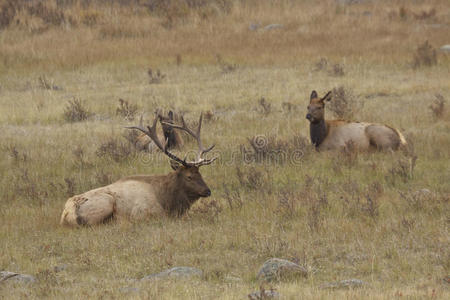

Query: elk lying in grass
[306,90,407,151]
[60,113,216,226]
[135,110,184,151]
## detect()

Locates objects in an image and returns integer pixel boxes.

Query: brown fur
[306,90,407,151]
[60,164,211,226]
[136,111,184,151]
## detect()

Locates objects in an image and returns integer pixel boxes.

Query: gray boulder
[141,267,203,281]
[257,258,307,282]
[0,271,36,284]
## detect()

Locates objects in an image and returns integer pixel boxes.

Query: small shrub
[398,189,448,215]
[313,57,328,71]
[244,134,307,164]
[95,169,113,186]
[277,188,298,218]
[96,137,133,162]
[386,154,418,185]
[281,102,299,113]
[6,144,27,163]
[429,94,446,119]
[63,98,91,123]
[38,76,62,91]
[339,180,382,219]
[116,98,138,121]
[413,8,436,20]
[329,63,345,77]
[236,165,272,193]
[362,182,382,218]
[148,68,166,84]
[72,146,92,168]
[64,177,76,197]
[203,110,216,122]
[328,86,363,120]
[190,198,222,223]
[122,127,141,148]
[302,176,329,232]
[0,1,16,29]
[413,40,437,69]
[223,184,243,210]
[257,97,272,116]
[216,54,237,73]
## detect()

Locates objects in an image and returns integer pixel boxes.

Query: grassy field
[0,0,449,299]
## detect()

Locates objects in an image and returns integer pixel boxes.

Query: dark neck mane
[310,119,328,148]
[161,173,200,217]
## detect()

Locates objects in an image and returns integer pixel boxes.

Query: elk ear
[321,91,332,102]
[310,90,318,101]
[168,110,174,120]
[170,160,182,171]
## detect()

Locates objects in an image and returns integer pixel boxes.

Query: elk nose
[306,113,312,120]
[204,189,211,197]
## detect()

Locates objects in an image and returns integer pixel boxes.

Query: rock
[320,278,366,289]
[248,289,280,299]
[263,24,283,31]
[141,267,203,281]
[440,45,450,52]
[257,258,307,282]
[0,271,36,284]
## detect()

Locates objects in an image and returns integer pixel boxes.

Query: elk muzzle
[306,113,312,121]
[200,188,211,197]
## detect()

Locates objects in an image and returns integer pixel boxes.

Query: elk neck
[159,171,199,217]
[310,119,328,148]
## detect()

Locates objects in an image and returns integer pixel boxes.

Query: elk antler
[162,113,217,167]
[125,112,189,167]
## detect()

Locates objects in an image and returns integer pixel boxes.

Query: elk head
[126,112,217,198]
[306,90,332,123]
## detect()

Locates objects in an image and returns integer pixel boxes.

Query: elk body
[60,114,216,226]
[135,111,184,151]
[306,90,407,151]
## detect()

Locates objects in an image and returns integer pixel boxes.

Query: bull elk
[306,90,407,151]
[60,113,216,226]
[135,110,184,151]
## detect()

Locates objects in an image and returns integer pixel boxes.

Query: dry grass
[0,0,449,299]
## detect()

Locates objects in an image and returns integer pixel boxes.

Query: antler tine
[162,113,216,165]
[125,112,188,166]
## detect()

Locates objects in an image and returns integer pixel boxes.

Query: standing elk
[135,110,184,151]
[306,90,407,151]
[60,113,216,226]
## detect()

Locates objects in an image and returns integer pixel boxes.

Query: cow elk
[306,90,407,151]
[60,113,216,226]
[135,110,184,151]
